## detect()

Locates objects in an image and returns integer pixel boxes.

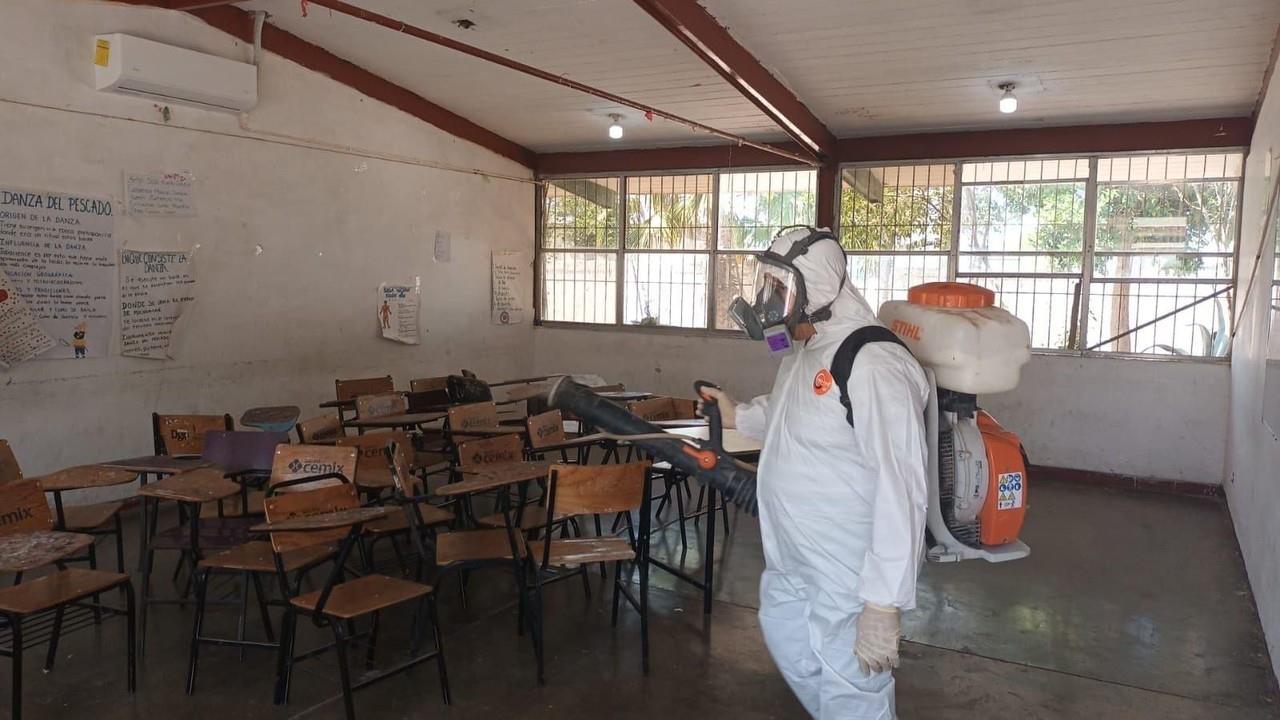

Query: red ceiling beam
[113,0,536,167]
[539,117,1254,175]
[633,0,835,162]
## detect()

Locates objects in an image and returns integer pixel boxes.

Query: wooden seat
[290,573,431,620]
[60,501,126,531]
[199,540,333,573]
[532,537,635,566]
[435,528,525,565]
[0,568,129,615]
[365,504,453,535]
[0,531,94,573]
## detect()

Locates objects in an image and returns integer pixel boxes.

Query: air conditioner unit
[93,33,257,113]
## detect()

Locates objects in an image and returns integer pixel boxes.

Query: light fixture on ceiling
[608,113,624,140]
[998,83,1018,114]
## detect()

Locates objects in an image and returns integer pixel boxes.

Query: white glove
[695,387,737,429]
[854,603,901,675]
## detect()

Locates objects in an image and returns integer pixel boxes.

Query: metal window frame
[536,148,1246,357]
[538,165,821,332]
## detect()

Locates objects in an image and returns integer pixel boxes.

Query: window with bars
[836,153,1242,357]
[539,170,817,330]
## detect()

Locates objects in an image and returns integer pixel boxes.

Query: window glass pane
[718,170,817,250]
[839,164,954,251]
[1086,281,1231,357]
[848,253,950,310]
[1093,253,1232,280]
[959,183,1086,254]
[1098,152,1244,182]
[541,252,617,324]
[1095,181,1239,257]
[624,252,708,328]
[958,253,1082,274]
[967,276,1080,350]
[714,253,758,330]
[625,174,713,250]
[542,178,619,249]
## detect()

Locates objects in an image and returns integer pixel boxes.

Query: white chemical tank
[878,282,1031,395]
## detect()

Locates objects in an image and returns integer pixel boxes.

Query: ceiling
[237,0,1279,154]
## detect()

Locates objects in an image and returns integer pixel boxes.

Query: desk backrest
[456,434,523,469]
[203,431,288,475]
[354,393,408,420]
[269,444,359,493]
[296,414,344,443]
[0,479,52,535]
[0,441,21,485]
[526,411,566,450]
[335,431,409,489]
[549,462,649,516]
[409,376,449,393]
[448,402,500,433]
[263,483,360,553]
[335,376,394,402]
[153,413,234,456]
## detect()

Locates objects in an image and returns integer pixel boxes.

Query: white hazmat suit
[733,230,930,719]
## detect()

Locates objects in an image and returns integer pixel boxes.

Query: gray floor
[3,478,1275,719]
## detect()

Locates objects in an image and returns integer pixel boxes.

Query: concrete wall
[533,329,1229,485]
[0,0,535,484]
[1226,63,1280,682]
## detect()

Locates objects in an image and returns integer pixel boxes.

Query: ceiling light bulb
[998,84,1018,114]
[608,113,623,140]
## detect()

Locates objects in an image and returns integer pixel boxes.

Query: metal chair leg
[429,595,451,705]
[11,615,22,720]
[114,514,126,574]
[124,581,137,694]
[611,560,623,627]
[331,622,357,720]
[186,569,209,695]
[250,573,275,642]
[273,608,296,706]
[87,543,103,624]
[43,606,64,672]
[365,611,381,669]
[236,571,250,662]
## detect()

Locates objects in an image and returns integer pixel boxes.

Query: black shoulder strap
[832,325,909,428]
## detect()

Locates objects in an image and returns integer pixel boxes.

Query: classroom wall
[1225,64,1280,683]
[533,327,1230,484]
[0,0,535,483]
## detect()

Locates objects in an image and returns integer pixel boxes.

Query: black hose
[546,378,758,514]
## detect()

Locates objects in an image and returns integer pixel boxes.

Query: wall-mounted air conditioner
[92,33,257,113]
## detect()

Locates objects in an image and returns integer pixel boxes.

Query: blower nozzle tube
[546,378,758,514]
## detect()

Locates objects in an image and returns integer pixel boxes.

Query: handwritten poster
[491,251,527,325]
[125,171,195,217]
[0,187,115,360]
[119,249,195,359]
[0,268,55,369]
[378,281,421,345]
[433,230,452,263]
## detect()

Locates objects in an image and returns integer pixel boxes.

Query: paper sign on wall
[0,268,55,369]
[119,249,196,359]
[491,251,527,325]
[0,186,115,360]
[378,281,421,345]
[126,171,195,217]
[433,230,452,263]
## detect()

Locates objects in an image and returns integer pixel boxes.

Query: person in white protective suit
[705,226,930,719]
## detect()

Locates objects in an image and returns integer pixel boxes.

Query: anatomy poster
[0,268,55,369]
[378,281,421,345]
[491,251,527,325]
[0,187,116,359]
[119,249,196,359]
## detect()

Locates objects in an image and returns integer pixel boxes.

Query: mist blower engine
[879,282,1031,563]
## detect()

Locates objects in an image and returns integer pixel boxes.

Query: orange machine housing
[976,411,1028,546]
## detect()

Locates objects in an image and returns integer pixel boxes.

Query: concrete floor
[2,478,1274,719]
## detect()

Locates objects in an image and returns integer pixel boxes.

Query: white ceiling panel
[234,0,1280,152]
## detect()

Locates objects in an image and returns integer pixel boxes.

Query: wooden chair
[296,413,345,444]
[628,397,704,550]
[334,376,394,425]
[184,446,356,697]
[152,413,235,457]
[266,482,450,719]
[0,479,135,720]
[336,433,453,575]
[628,396,697,423]
[526,462,652,683]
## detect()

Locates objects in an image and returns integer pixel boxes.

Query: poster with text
[0,268,55,369]
[125,171,196,217]
[491,251,527,325]
[0,187,115,359]
[378,282,421,345]
[119,249,196,359]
